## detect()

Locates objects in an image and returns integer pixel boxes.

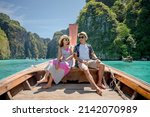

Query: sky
[0,0,86,39]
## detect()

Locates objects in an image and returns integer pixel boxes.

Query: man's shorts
[78,59,103,71]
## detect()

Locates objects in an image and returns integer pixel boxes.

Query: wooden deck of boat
[13,83,123,100]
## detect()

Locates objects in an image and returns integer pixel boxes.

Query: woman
[37,35,74,88]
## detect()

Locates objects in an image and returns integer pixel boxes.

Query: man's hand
[82,60,88,65]
[96,59,101,63]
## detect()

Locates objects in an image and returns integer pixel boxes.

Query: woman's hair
[59,35,70,47]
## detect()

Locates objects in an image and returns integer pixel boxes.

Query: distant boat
[141,58,148,61]
[122,56,133,62]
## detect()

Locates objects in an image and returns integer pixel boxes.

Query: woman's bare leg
[83,69,102,95]
[37,71,49,84]
[42,75,53,89]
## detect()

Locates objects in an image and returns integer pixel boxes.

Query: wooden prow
[69,24,78,46]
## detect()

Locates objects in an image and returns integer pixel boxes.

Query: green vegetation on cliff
[86,0,115,7]
[78,0,149,60]
[0,28,10,59]
[0,13,50,59]
[125,0,150,59]
[114,23,135,57]
[77,1,133,59]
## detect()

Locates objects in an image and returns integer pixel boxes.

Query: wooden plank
[23,80,32,90]
[10,83,24,97]
[0,74,34,95]
[13,84,123,100]
[6,91,13,100]
[131,91,138,100]
[62,67,98,83]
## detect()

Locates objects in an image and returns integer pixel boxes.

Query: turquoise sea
[0,59,47,80]
[0,59,150,84]
[103,61,150,84]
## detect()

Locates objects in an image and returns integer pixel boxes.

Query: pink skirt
[45,59,71,84]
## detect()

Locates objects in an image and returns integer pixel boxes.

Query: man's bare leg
[97,64,105,89]
[83,69,102,95]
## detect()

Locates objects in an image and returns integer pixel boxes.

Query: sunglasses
[64,38,70,41]
[78,36,85,39]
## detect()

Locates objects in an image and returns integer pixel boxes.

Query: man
[74,32,105,94]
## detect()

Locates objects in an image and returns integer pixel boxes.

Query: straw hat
[78,32,88,40]
[58,35,70,47]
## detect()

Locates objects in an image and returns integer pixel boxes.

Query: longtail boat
[0,61,149,100]
[0,24,150,100]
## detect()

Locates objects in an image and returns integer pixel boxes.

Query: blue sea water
[0,59,47,80]
[0,59,150,84]
[103,61,150,84]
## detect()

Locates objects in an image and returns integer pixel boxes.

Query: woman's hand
[55,62,60,70]
[65,55,73,61]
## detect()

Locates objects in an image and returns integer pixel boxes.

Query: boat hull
[0,62,150,100]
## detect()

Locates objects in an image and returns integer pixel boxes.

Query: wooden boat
[122,56,133,62]
[0,61,150,100]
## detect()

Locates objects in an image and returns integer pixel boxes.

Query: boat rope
[108,67,129,100]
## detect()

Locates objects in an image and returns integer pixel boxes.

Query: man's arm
[74,53,83,63]
[91,52,98,60]
[91,50,102,64]
[73,45,83,63]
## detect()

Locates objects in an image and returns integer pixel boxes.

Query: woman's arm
[65,55,74,61]
[57,47,62,61]
[65,46,74,61]
[55,47,62,69]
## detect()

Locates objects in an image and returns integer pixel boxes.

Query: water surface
[104,61,150,84]
[0,60,150,84]
[0,59,47,80]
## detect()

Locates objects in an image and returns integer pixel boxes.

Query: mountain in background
[0,28,10,59]
[0,13,50,59]
[77,0,150,60]
[0,0,150,60]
